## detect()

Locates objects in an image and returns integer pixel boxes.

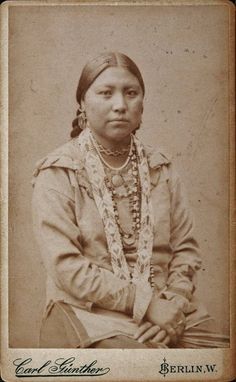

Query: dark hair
[71,52,145,138]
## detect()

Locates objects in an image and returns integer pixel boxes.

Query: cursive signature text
[13,357,110,377]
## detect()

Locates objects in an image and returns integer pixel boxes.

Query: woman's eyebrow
[95,83,141,90]
[123,84,141,90]
[95,84,114,89]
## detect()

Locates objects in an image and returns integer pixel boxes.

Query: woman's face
[81,67,144,147]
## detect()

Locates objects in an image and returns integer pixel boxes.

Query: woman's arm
[134,163,200,344]
[32,166,152,322]
[162,163,202,309]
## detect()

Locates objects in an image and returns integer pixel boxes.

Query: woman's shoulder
[144,144,172,169]
[143,144,178,187]
[33,139,83,178]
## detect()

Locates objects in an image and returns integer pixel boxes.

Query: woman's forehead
[90,67,142,88]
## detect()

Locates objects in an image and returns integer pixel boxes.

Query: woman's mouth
[109,118,129,123]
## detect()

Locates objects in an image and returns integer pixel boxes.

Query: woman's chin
[107,131,132,145]
[109,125,136,140]
[90,125,135,148]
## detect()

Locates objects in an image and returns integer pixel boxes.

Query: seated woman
[32,51,228,348]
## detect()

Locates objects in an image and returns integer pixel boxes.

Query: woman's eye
[127,90,138,97]
[99,90,112,96]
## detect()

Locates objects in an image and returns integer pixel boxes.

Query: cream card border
[1,1,235,381]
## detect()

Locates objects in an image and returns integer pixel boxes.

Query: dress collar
[33,139,171,176]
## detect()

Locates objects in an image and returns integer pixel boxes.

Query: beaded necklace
[91,134,141,248]
[95,141,130,157]
[77,128,154,286]
[106,147,141,248]
[91,133,132,171]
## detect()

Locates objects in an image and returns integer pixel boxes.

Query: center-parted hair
[71,52,145,138]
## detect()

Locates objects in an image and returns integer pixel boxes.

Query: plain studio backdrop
[8,3,230,347]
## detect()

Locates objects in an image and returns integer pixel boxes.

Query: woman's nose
[112,93,127,112]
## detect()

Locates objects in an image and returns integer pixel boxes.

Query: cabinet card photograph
[1,0,235,381]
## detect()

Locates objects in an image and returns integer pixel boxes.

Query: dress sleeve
[32,166,150,323]
[161,164,202,310]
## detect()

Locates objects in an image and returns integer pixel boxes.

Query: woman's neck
[90,131,132,168]
[100,152,130,169]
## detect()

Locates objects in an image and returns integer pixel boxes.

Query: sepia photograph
[1,0,235,381]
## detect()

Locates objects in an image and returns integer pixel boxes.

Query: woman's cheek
[87,104,104,123]
[133,103,143,121]
[133,99,143,113]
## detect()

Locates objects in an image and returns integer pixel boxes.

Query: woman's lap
[39,301,229,349]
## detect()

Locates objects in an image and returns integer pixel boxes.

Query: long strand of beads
[149,260,155,290]
[105,143,141,248]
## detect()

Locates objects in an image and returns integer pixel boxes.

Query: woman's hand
[133,318,185,346]
[145,297,186,343]
[134,322,170,346]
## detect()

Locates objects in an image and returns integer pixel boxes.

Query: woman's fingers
[165,324,178,344]
[134,311,186,346]
[133,322,152,340]
[176,312,186,327]
[138,325,161,343]
[162,334,171,345]
[174,319,186,337]
[151,329,167,343]
[164,313,186,345]
[171,313,186,340]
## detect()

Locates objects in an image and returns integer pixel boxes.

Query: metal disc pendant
[123,235,135,247]
[111,174,124,187]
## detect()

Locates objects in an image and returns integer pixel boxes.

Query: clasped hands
[134,297,186,347]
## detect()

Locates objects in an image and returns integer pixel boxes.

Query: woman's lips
[109,119,129,122]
